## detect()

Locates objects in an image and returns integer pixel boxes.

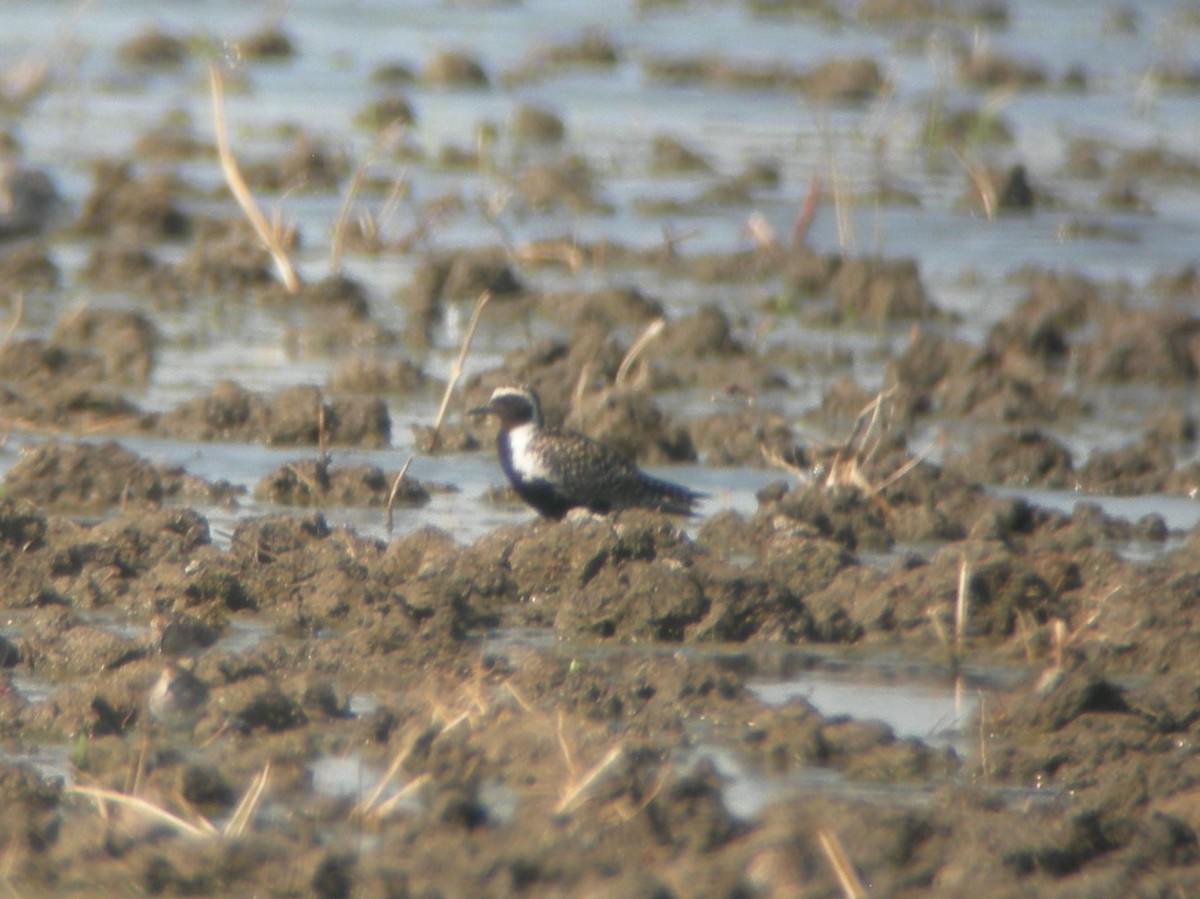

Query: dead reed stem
[330,165,367,273]
[614,318,665,387]
[355,727,427,819]
[952,146,995,221]
[829,150,854,252]
[368,773,430,821]
[746,211,777,250]
[790,173,821,247]
[385,454,415,536]
[555,745,624,816]
[817,827,867,899]
[428,289,491,450]
[0,291,22,351]
[223,763,271,839]
[955,556,970,656]
[209,65,300,293]
[66,784,213,840]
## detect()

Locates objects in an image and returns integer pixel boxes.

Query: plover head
[470,385,544,430]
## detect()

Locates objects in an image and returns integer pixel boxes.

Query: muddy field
[2,1,1200,897]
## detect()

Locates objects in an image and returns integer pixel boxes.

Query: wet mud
[2,2,1200,896]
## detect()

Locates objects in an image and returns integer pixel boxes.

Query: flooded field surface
[2,0,1200,895]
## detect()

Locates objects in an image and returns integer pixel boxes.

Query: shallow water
[752,671,980,753]
[7,0,1198,434]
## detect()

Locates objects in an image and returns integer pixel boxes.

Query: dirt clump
[72,161,190,241]
[116,27,189,69]
[566,388,697,464]
[79,238,167,296]
[511,103,565,144]
[172,220,282,298]
[649,134,713,173]
[886,329,1084,422]
[503,29,619,85]
[1076,307,1200,384]
[151,381,391,447]
[4,440,240,513]
[830,255,942,323]
[237,26,296,62]
[946,428,1076,488]
[802,56,886,100]
[253,460,430,509]
[515,155,607,213]
[0,168,61,240]
[422,49,490,87]
[0,243,58,296]
[326,355,430,394]
[50,307,159,383]
[2,457,1199,895]
[688,406,804,466]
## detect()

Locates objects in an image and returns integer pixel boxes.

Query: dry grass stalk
[751,316,774,354]
[329,164,368,272]
[500,681,536,714]
[927,603,949,650]
[436,709,473,734]
[223,763,271,839]
[1060,585,1120,650]
[552,712,629,817]
[1049,617,1068,671]
[428,289,492,450]
[0,833,21,897]
[316,394,328,462]
[977,693,990,781]
[817,827,867,899]
[330,123,408,268]
[480,188,517,254]
[377,169,408,225]
[823,389,893,488]
[385,454,415,536]
[614,318,665,388]
[746,211,777,251]
[829,151,855,253]
[790,173,821,247]
[359,171,409,250]
[66,784,213,840]
[658,222,704,258]
[0,291,22,351]
[955,556,970,656]
[354,727,429,819]
[1014,608,1038,665]
[0,412,143,435]
[760,441,810,482]
[824,453,873,494]
[555,744,624,816]
[1025,584,1122,687]
[821,388,933,500]
[569,363,593,426]
[125,735,149,797]
[952,146,996,221]
[282,462,325,501]
[847,387,892,460]
[209,65,300,293]
[555,712,578,781]
[0,56,49,110]
[367,773,430,821]
[515,240,584,272]
[865,443,933,498]
[612,756,672,823]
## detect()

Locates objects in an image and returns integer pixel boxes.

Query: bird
[147,661,210,735]
[470,385,704,520]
